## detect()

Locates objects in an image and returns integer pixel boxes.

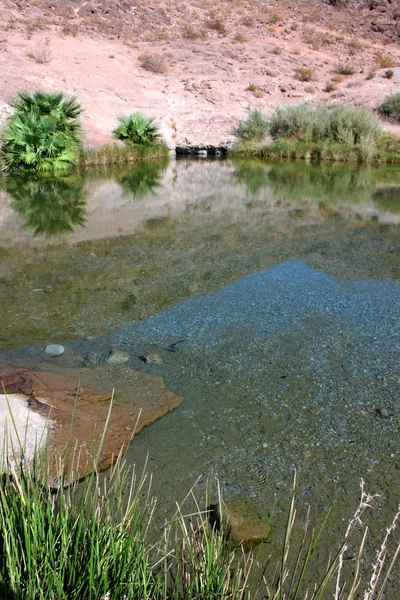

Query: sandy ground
[1,1,400,148]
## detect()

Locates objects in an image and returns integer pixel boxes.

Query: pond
[0,157,399,589]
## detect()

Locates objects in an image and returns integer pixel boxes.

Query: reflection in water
[372,186,400,214]
[6,175,87,236]
[117,158,168,199]
[233,159,392,205]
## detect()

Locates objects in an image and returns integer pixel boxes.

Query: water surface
[0,159,399,589]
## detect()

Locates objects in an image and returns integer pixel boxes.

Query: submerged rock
[210,500,270,546]
[107,349,130,365]
[141,352,163,364]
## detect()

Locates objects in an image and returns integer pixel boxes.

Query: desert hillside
[1,0,400,146]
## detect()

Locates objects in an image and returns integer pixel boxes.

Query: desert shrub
[232,32,247,43]
[268,104,382,147]
[139,52,168,74]
[374,53,397,69]
[113,113,162,146]
[183,25,200,39]
[235,109,269,141]
[295,66,313,81]
[334,62,357,75]
[378,93,400,123]
[1,90,83,174]
[206,18,227,35]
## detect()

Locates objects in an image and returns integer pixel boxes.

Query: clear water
[0,157,399,590]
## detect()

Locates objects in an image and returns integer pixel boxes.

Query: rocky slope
[1,0,399,146]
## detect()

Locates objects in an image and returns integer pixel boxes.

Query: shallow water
[0,158,399,592]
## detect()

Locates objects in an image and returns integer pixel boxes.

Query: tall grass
[0,399,398,599]
[79,142,169,167]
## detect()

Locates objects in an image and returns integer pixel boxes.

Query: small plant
[139,52,168,74]
[378,93,400,123]
[325,81,336,92]
[27,38,52,64]
[295,66,313,82]
[334,62,357,75]
[246,83,264,97]
[235,109,269,142]
[334,62,357,76]
[113,113,162,146]
[366,70,376,81]
[383,69,394,79]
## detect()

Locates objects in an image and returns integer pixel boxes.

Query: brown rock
[0,365,183,485]
[211,500,271,546]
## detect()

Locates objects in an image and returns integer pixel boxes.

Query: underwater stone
[107,350,130,365]
[45,344,65,356]
[210,500,270,546]
[142,352,163,364]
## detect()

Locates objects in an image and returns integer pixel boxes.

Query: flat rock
[0,365,183,485]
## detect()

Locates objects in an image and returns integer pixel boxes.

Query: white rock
[45,344,65,356]
[0,394,51,468]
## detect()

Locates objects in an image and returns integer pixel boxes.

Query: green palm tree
[113,113,161,146]
[1,91,83,174]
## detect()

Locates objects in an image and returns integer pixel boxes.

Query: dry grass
[302,27,335,50]
[182,25,201,39]
[295,66,313,81]
[139,52,168,74]
[26,38,52,64]
[205,18,228,35]
[232,32,247,43]
[374,52,397,69]
[325,81,336,92]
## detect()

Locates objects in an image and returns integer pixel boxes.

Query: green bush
[234,108,269,141]
[268,104,381,146]
[378,92,400,123]
[113,113,161,146]
[1,91,83,174]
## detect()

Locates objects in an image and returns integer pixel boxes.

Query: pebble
[45,344,65,356]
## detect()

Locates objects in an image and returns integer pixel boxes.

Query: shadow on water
[233,158,400,208]
[5,175,87,237]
